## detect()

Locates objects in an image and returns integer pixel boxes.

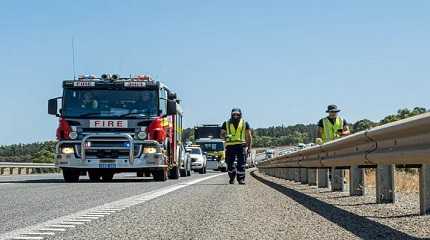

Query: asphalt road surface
[1,169,429,240]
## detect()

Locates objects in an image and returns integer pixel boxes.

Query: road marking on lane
[59,221,86,225]
[11,237,44,240]
[0,173,225,240]
[45,225,75,228]
[38,229,66,232]
[22,232,55,236]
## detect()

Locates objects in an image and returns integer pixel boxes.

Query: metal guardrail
[0,162,57,175]
[257,112,430,215]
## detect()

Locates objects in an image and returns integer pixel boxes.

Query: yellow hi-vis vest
[225,119,246,146]
[322,117,344,143]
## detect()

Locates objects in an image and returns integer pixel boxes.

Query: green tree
[352,119,377,133]
[31,149,54,163]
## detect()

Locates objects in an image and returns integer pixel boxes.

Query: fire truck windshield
[62,89,159,118]
[197,142,224,152]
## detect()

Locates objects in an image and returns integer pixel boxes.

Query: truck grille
[77,135,142,159]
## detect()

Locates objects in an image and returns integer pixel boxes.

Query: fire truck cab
[48,74,183,182]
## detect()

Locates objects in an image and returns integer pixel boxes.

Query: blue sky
[1,1,429,145]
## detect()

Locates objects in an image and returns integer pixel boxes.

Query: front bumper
[191,162,204,169]
[56,133,167,169]
[217,160,227,168]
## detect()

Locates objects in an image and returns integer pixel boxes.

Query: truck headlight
[61,147,75,154]
[143,147,157,154]
[137,131,147,140]
[68,131,78,140]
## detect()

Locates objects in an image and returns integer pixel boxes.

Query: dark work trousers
[226,144,247,181]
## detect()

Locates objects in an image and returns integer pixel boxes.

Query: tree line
[0,107,426,162]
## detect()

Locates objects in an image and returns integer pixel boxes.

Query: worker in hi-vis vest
[316,105,351,144]
[220,108,252,185]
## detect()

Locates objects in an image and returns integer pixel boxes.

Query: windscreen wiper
[119,112,148,118]
[79,112,103,117]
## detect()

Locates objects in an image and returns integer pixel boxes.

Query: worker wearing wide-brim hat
[316,105,351,144]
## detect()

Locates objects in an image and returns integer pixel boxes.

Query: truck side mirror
[48,98,59,116]
[167,100,177,115]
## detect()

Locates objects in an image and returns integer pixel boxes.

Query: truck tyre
[186,164,192,176]
[137,171,144,177]
[180,168,187,177]
[153,169,167,181]
[169,166,180,179]
[144,171,151,177]
[101,172,114,182]
[199,167,205,174]
[88,170,101,181]
[63,168,80,183]
[221,167,227,172]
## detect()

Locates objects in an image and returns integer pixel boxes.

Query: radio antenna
[72,37,77,80]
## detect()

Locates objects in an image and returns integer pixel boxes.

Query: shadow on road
[0,178,157,184]
[251,171,422,240]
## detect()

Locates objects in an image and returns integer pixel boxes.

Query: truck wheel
[153,169,167,181]
[169,166,180,179]
[63,168,80,183]
[101,172,114,182]
[88,170,101,181]
[144,171,151,177]
[199,168,205,174]
[186,165,192,176]
[221,167,227,172]
[137,171,144,177]
[180,168,187,177]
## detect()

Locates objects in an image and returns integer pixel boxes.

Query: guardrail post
[300,168,308,184]
[419,164,430,215]
[317,168,329,188]
[308,169,317,186]
[287,168,294,181]
[331,167,344,192]
[294,168,300,182]
[282,168,287,180]
[350,166,365,196]
[376,164,395,203]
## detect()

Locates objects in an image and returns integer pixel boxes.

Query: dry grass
[364,170,419,193]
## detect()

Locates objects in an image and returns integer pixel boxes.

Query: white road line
[45,225,75,228]
[11,237,44,240]
[83,213,108,216]
[67,219,92,222]
[75,216,100,220]
[22,233,55,236]
[0,173,224,240]
[38,228,66,232]
[60,221,86,225]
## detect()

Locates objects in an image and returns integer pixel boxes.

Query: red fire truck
[48,74,184,182]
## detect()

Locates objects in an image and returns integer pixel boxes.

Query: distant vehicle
[246,149,256,168]
[48,73,184,182]
[179,145,192,177]
[194,124,227,172]
[196,138,226,171]
[186,146,207,174]
[265,149,275,159]
[297,143,306,149]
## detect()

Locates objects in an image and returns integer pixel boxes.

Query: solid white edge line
[0,173,225,240]
[22,233,55,236]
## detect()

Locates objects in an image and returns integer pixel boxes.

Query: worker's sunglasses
[232,113,241,116]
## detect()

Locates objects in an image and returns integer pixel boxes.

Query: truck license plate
[99,163,116,168]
